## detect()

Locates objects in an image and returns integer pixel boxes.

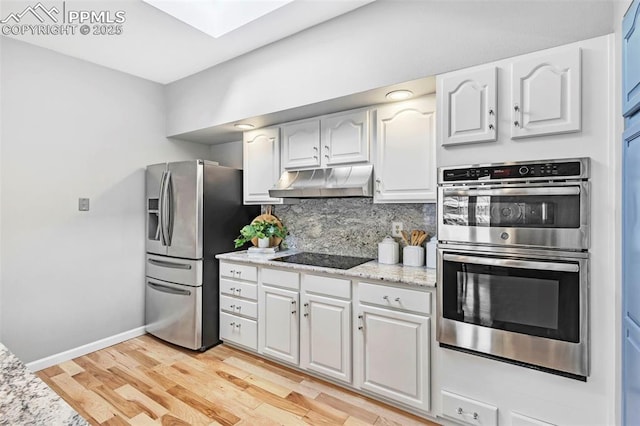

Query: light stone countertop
[216,250,437,288]
[0,343,88,426]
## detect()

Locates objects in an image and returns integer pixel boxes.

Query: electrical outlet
[391,221,403,237]
[78,198,90,211]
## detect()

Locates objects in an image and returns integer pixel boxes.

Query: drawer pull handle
[358,314,364,330]
[456,407,479,420]
[303,303,309,317]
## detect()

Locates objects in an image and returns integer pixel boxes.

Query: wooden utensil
[411,230,419,245]
[400,230,411,246]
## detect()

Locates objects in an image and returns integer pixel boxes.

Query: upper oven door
[437,181,589,250]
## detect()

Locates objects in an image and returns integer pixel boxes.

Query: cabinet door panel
[374,96,436,203]
[282,119,321,169]
[439,66,497,145]
[624,324,640,425]
[322,110,370,166]
[357,305,430,411]
[511,47,581,138]
[243,127,282,204]
[259,285,299,365]
[623,0,640,117]
[300,294,351,383]
[624,122,640,327]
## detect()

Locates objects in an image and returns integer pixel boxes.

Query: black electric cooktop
[273,252,373,270]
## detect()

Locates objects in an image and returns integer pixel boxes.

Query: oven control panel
[442,160,583,182]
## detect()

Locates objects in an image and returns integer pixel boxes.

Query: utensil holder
[403,246,425,267]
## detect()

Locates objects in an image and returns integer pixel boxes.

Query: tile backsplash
[268,198,436,258]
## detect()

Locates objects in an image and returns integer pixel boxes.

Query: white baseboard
[26,326,147,372]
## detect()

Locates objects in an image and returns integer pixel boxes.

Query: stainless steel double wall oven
[437,158,590,380]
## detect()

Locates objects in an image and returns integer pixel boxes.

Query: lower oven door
[437,245,589,378]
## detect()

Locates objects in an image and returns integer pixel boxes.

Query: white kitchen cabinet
[259,284,299,365]
[300,274,352,384]
[510,46,581,139]
[355,281,431,412]
[243,126,283,205]
[219,261,258,351]
[321,109,370,166]
[438,66,498,146]
[374,96,437,203]
[281,119,321,169]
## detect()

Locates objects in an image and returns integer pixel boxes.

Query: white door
[439,66,498,146]
[282,119,321,169]
[259,285,299,365]
[374,96,437,203]
[322,109,370,166]
[356,304,430,411]
[243,127,282,205]
[510,46,581,139]
[300,293,351,383]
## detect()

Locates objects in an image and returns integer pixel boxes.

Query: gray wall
[0,39,212,362]
[210,141,243,169]
[165,0,614,136]
[272,199,435,258]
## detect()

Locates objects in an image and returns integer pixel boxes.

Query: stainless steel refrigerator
[145,160,259,350]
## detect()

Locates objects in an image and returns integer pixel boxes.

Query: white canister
[403,245,425,267]
[378,236,399,264]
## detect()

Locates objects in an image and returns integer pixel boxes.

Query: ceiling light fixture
[385,90,414,101]
[235,123,255,130]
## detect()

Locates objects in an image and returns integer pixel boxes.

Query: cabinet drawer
[303,274,351,298]
[358,282,430,315]
[220,295,258,320]
[220,312,257,351]
[220,262,257,282]
[262,267,300,290]
[442,390,498,426]
[220,278,258,301]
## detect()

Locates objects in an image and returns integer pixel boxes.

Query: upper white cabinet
[439,66,498,146]
[374,96,437,203]
[322,109,370,166]
[623,0,640,118]
[510,46,582,139]
[281,119,322,169]
[243,127,283,205]
[282,108,370,170]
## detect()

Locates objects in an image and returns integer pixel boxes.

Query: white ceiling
[0,0,374,84]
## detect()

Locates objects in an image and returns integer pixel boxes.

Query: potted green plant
[234,220,288,248]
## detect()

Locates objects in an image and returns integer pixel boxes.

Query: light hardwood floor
[37,335,439,426]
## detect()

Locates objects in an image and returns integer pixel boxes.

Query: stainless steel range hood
[269,165,373,198]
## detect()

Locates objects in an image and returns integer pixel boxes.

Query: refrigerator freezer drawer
[146,254,203,286]
[145,277,202,350]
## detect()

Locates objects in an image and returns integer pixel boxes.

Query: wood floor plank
[286,391,350,424]
[50,373,121,424]
[253,403,308,426]
[166,384,241,426]
[42,337,440,426]
[315,392,380,424]
[59,360,85,376]
[114,384,169,421]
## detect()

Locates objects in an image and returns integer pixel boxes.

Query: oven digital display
[442,161,582,182]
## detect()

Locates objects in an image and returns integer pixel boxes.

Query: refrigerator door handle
[164,170,173,246]
[148,258,192,270]
[158,170,168,246]
[147,280,192,296]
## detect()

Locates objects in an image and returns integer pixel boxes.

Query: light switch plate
[78,198,90,211]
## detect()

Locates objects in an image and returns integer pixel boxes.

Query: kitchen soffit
[0,0,374,84]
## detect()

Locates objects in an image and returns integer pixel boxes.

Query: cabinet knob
[313,155,318,160]
[514,105,520,112]
[514,121,520,127]
[230,270,235,274]
[230,322,236,326]
[324,145,330,150]
[313,146,318,151]
[235,323,241,328]
[489,124,494,130]
[383,295,389,300]
[230,287,235,292]
[324,154,330,159]
[291,310,297,315]
[395,297,401,302]
[230,304,235,309]
[489,109,495,115]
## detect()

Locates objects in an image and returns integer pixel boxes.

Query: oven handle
[442,186,580,197]
[443,253,580,273]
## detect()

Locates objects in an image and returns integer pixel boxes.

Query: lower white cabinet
[356,302,430,412]
[259,284,300,365]
[300,292,352,383]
